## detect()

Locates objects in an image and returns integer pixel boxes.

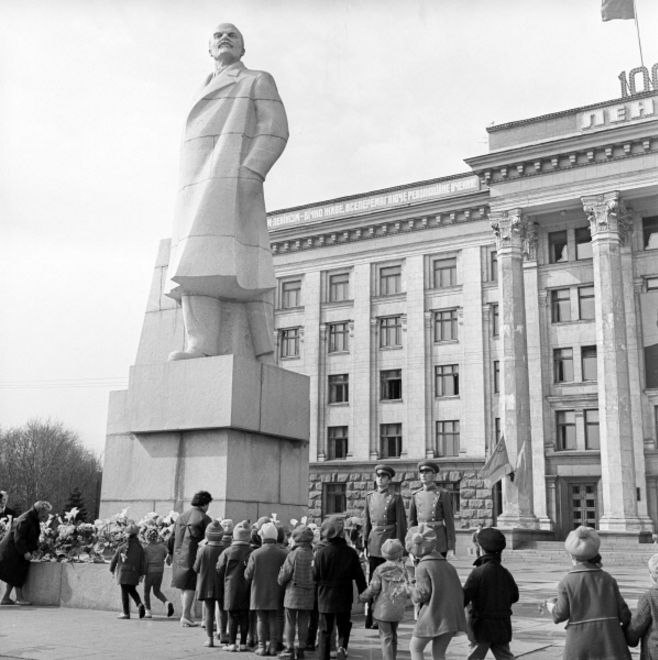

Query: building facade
[268,90,658,540]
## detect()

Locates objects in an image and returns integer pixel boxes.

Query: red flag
[602,0,635,21]
[479,435,513,489]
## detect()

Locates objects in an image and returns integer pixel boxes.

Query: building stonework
[270,90,658,540]
[307,465,494,528]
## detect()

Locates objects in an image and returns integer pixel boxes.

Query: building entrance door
[568,482,598,530]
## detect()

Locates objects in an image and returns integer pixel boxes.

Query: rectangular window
[549,230,568,263]
[493,360,500,394]
[584,409,600,450]
[380,423,402,458]
[434,308,458,342]
[578,285,595,321]
[643,216,658,250]
[435,364,459,397]
[491,303,499,337]
[322,483,346,516]
[494,417,501,443]
[436,420,460,457]
[556,410,576,450]
[551,288,571,323]
[328,322,349,353]
[327,426,348,459]
[379,316,402,348]
[328,272,350,302]
[553,348,574,383]
[581,346,597,381]
[379,265,401,296]
[328,374,349,404]
[437,480,461,513]
[655,406,658,444]
[575,226,592,260]
[281,279,301,309]
[433,257,457,288]
[279,328,300,358]
[489,250,498,282]
[380,369,402,401]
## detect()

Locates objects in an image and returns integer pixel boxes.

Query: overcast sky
[1,0,656,457]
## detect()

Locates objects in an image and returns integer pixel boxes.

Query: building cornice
[465,123,657,186]
[270,200,490,255]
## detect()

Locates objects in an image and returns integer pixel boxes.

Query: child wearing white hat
[625,553,658,658]
[547,526,631,660]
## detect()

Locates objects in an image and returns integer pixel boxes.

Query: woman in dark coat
[0,501,52,605]
[167,490,212,626]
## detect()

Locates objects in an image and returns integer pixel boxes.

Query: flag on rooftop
[601,0,635,21]
[479,435,514,489]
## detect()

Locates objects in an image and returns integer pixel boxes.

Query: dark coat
[626,585,658,660]
[216,541,252,611]
[313,536,367,613]
[552,563,631,660]
[193,543,224,601]
[244,539,287,610]
[463,553,519,644]
[0,507,41,587]
[168,506,211,590]
[278,544,315,610]
[109,537,146,586]
[0,506,18,519]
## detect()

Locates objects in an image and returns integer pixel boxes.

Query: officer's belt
[372,523,395,531]
[420,519,446,527]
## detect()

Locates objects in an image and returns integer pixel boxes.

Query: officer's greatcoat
[364,488,407,557]
[408,485,456,553]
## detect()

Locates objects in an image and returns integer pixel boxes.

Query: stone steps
[505,547,657,565]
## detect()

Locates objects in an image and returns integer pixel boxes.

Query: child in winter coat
[244,521,288,656]
[406,525,466,660]
[313,515,367,660]
[359,539,409,660]
[142,527,174,618]
[278,524,316,659]
[109,524,146,619]
[216,521,253,652]
[463,528,518,660]
[214,518,234,644]
[626,553,658,659]
[547,525,631,660]
[193,520,225,647]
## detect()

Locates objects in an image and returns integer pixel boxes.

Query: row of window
[278,305,499,358]
[326,421,461,460]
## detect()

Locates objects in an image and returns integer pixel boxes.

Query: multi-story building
[268,88,658,540]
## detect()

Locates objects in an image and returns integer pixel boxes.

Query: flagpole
[633,0,645,67]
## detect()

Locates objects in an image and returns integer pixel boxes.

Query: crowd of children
[110,516,658,660]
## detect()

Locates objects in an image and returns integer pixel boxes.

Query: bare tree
[0,419,101,517]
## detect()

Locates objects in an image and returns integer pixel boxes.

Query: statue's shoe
[168,349,207,361]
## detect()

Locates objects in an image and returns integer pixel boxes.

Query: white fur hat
[648,554,658,575]
[564,526,600,561]
[260,522,278,541]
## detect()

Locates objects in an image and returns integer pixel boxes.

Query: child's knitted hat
[260,522,278,541]
[205,520,223,544]
[254,516,271,531]
[320,515,344,540]
[145,527,159,543]
[381,539,404,561]
[220,518,234,533]
[125,524,140,537]
[648,554,658,575]
[292,525,314,544]
[405,524,437,556]
[233,521,251,542]
[564,526,600,561]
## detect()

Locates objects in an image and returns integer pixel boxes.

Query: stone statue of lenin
[165,23,288,362]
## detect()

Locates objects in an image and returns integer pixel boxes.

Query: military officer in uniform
[363,464,407,628]
[408,460,455,558]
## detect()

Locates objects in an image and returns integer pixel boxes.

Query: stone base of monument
[100,355,309,522]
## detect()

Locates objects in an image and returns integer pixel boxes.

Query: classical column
[581,192,643,532]
[490,209,538,528]
[317,322,328,461]
[423,311,434,458]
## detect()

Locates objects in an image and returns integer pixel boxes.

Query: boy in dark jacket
[216,521,253,651]
[110,524,147,619]
[463,527,518,660]
[312,516,367,660]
